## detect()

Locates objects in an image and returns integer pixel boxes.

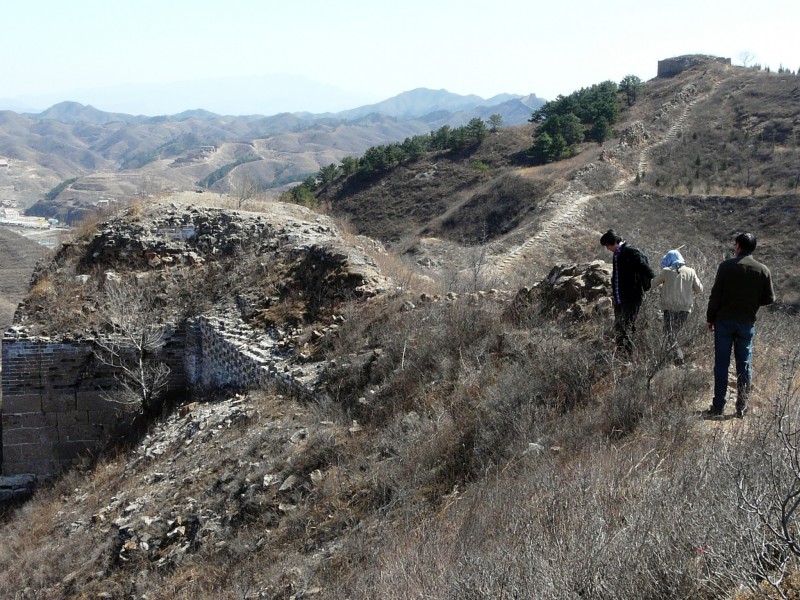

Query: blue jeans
[713,319,755,412]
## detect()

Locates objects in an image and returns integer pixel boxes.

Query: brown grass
[3,285,800,597]
[638,68,800,197]
[5,63,800,599]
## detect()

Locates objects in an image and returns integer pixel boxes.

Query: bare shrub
[21,263,102,335]
[440,173,550,244]
[315,308,800,599]
[338,435,722,599]
[711,345,800,597]
[93,278,172,413]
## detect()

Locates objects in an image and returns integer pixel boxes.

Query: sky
[2,0,799,116]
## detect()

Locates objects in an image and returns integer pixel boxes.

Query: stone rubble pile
[40,201,390,304]
[79,202,333,269]
[81,396,256,569]
[0,473,36,503]
[78,391,346,574]
[514,260,613,319]
[619,122,649,148]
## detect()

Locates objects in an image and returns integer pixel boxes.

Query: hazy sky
[2,0,799,115]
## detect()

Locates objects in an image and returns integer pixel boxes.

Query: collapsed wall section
[1,327,187,477]
[657,55,731,78]
[1,316,323,477]
[190,316,322,403]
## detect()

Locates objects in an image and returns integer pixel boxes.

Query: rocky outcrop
[514,261,612,319]
[18,201,391,336]
[619,122,649,148]
[657,55,731,78]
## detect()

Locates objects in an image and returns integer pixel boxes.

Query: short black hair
[600,229,622,246]
[735,232,757,253]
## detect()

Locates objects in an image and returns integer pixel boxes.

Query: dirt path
[487,76,723,279]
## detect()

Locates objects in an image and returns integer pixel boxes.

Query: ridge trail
[489,76,722,280]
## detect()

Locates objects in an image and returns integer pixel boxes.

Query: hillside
[0,227,47,332]
[0,89,543,222]
[318,59,800,301]
[3,57,800,598]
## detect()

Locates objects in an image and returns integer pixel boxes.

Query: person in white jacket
[651,249,703,363]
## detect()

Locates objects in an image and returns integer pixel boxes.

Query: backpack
[628,246,653,292]
[640,251,653,291]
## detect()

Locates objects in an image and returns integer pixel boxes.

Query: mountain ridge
[0,88,545,218]
[22,87,542,125]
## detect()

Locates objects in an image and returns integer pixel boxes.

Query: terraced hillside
[0,227,46,332]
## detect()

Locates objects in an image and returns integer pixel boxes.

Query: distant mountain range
[334,88,538,120]
[0,88,545,222]
[0,73,384,116]
[22,87,543,125]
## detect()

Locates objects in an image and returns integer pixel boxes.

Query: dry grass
[638,68,800,197]
[319,310,800,599]
[3,284,800,598]
[4,64,800,599]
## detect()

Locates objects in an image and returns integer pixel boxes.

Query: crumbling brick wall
[1,328,186,477]
[1,337,124,475]
[2,317,318,477]
[190,316,319,402]
[657,55,731,78]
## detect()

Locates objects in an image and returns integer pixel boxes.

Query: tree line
[283,117,492,204]
[527,77,640,164]
[284,74,645,204]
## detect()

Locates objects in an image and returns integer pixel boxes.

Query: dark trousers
[713,319,755,413]
[663,310,690,362]
[614,302,641,353]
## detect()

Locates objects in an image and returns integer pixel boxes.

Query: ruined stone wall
[1,337,124,476]
[190,316,320,402]
[657,55,731,78]
[1,328,187,477]
[1,317,321,477]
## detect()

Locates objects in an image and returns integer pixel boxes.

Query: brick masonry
[657,55,731,78]
[2,316,320,477]
[189,316,321,403]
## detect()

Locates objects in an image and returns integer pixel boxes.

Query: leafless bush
[311,304,800,599]
[93,279,171,413]
[334,434,726,599]
[709,345,800,598]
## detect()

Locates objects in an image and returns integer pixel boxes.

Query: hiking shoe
[735,408,748,419]
[704,407,724,419]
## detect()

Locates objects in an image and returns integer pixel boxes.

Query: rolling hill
[317,57,800,304]
[0,89,544,223]
[0,227,47,333]
[4,55,800,599]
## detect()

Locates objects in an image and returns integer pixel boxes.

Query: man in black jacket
[600,229,655,353]
[706,232,775,418]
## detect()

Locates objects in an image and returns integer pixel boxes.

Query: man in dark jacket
[706,232,775,418]
[600,229,655,353]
